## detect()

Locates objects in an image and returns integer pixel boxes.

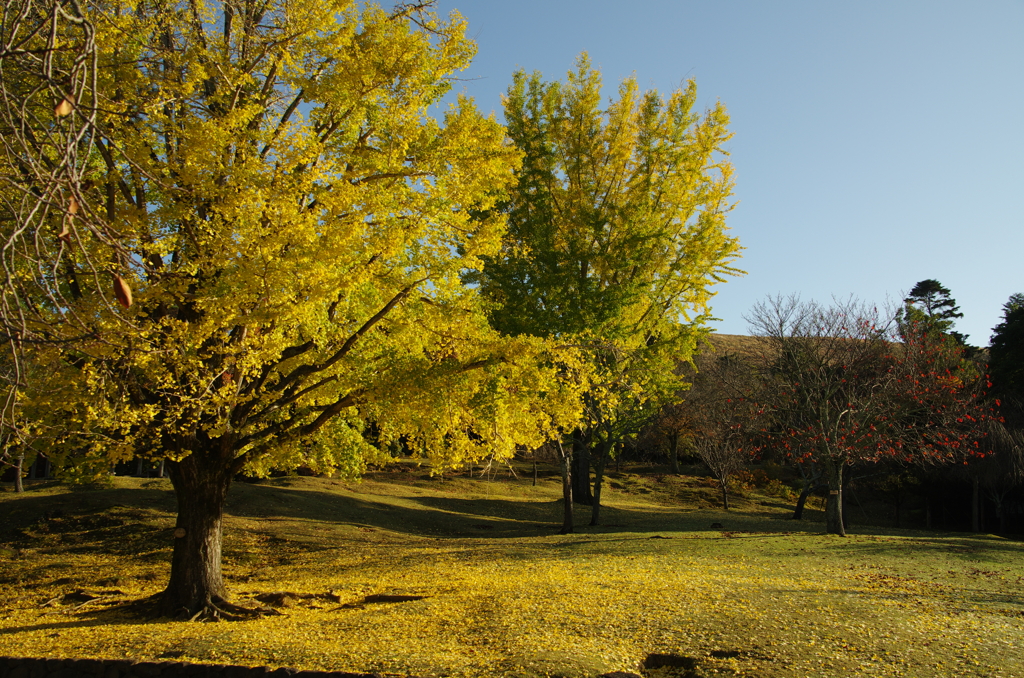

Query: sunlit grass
[1,467,1022,677]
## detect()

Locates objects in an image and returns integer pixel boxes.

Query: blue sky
[433,0,1024,347]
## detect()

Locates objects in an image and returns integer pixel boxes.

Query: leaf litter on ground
[0,466,1021,677]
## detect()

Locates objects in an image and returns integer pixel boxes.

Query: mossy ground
[0,462,1022,677]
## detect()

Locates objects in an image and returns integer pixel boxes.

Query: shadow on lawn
[0,604,146,636]
[0,485,176,558]
[223,482,815,540]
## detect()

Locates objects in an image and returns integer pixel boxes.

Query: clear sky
[433,0,1024,347]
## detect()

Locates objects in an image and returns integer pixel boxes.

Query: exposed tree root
[39,588,125,610]
[122,592,276,621]
[179,595,275,621]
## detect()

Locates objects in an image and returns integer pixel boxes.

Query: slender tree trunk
[559,446,574,535]
[161,448,235,619]
[792,483,811,519]
[571,429,593,506]
[668,433,680,475]
[590,441,612,526]
[720,477,730,510]
[13,453,24,493]
[792,463,820,520]
[841,468,852,532]
[971,476,980,533]
[992,493,1006,534]
[894,484,902,528]
[824,458,845,536]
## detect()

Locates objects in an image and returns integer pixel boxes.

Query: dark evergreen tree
[902,279,968,345]
[989,293,1024,405]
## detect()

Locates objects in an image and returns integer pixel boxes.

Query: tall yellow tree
[3,0,579,618]
[475,55,742,531]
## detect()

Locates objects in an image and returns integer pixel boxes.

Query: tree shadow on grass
[825,534,1024,559]
[222,482,820,541]
[0,604,146,636]
[0,485,175,532]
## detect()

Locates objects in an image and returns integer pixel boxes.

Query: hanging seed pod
[113,275,133,309]
[68,197,79,215]
[55,95,74,117]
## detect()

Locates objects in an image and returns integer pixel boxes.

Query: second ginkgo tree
[473,55,743,531]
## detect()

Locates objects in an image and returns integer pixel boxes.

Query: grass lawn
[0,463,1022,677]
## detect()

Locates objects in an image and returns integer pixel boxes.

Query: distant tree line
[641,281,1024,536]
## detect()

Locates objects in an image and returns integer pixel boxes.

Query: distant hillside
[699,333,763,359]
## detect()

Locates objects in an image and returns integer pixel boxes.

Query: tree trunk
[841,468,852,532]
[571,429,593,506]
[793,481,813,519]
[792,463,820,520]
[668,433,680,475]
[824,459,845,536]
[720,477,730,510]
[992,493,1006,534]
[971,476,980,533]
[13,453,24,493]
[161,450,235,619]
[590,441,612,526]
[559,445,574,535]
[893,483,902,528]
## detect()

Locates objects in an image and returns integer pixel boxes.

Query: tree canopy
[1,0,585,618]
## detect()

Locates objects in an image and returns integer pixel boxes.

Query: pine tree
[902,279,967,343]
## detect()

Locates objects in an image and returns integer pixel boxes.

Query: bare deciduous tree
[687,352,753,510]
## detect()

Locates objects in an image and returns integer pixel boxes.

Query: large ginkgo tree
[1,0,581,618]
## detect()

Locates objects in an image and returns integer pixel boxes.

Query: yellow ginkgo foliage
[7,0,583,619]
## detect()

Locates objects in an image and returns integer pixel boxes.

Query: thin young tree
[687,353,752,509]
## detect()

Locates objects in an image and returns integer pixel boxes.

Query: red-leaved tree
[746,296,991,535]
